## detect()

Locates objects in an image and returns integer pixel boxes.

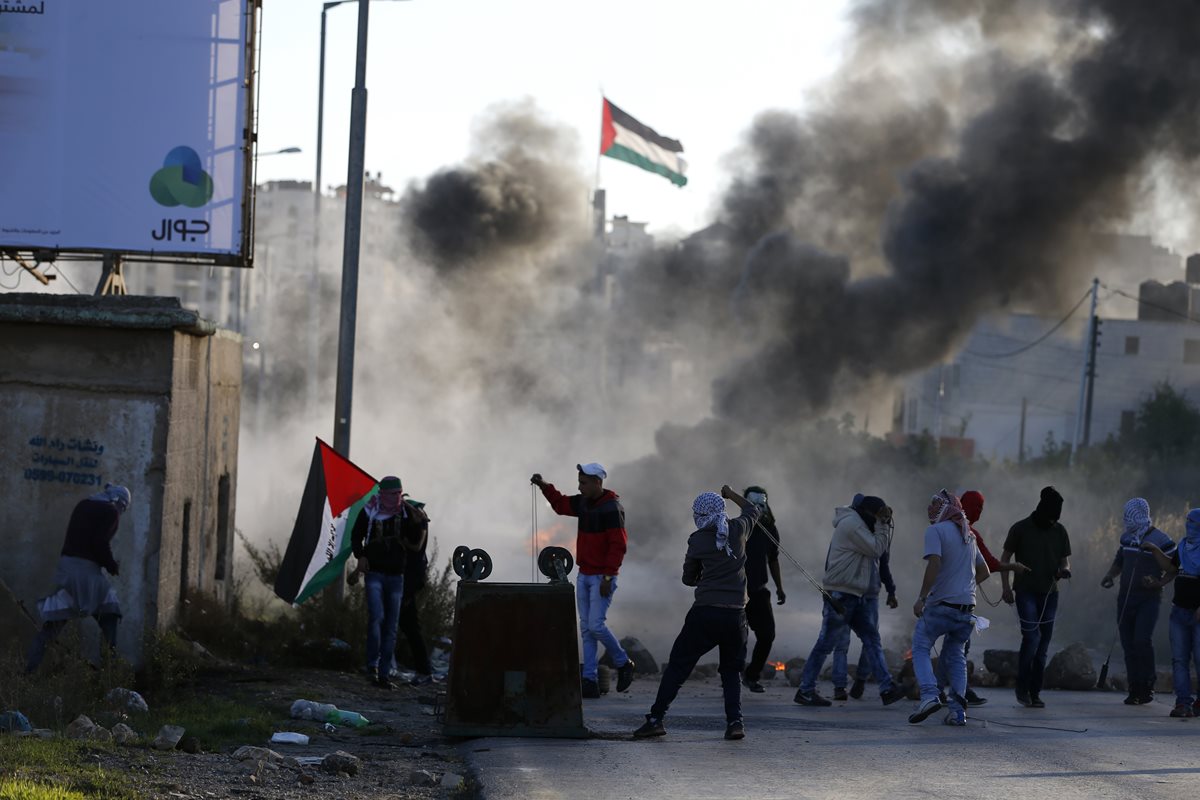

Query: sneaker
[742,676,765,694]
[833,687,849,701]
[1029,694,1046,709]
[1170,703,1195,718]
[794,689,832,707]
[1138,690,1156,705]
[374,676,395,691]
[633,715,666,738]
[849,678,866,700]
[879,687,903,706]
[965,689,988,707]
[582,678,601,699]
[617,660,636,693]
[409,673,434,687]
[1016,689,1033,707]
[724,720,745,740]
[942,710,967,726]
[1124,692,1141,705]
[908,697,943,724]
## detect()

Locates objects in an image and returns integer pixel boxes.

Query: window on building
[1125,336,1139,355]
[180,501,192,605]
[1186,339,1200,365]
[1120,410,1136,439]
[215,475,230,581]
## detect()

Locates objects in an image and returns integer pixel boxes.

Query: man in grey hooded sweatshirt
[795,496,903,707]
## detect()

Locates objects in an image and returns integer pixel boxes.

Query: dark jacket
[61,498,120,575]
[683,504,761,608]
[351,501,428,575]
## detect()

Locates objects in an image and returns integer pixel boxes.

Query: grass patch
[0,738,136,800]
[139,696,280,752]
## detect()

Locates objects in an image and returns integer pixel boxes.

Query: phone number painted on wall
[23,469,103,486]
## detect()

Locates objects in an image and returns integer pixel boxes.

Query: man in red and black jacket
[531,463,634,699]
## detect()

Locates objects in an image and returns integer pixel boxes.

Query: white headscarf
[693,492,732,556]
[1123,498,1152,543]
[90,483,131,513]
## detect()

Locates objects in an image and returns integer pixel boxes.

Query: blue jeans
[800,593,893,695]
[1168,605,1200,706]
[912,603,974,713]
[1118,592,1161,694]
[1015,590,1058,695]
[365,572,404,679]
[578,574,627,681]
[831,595,879,688]
[650,606,747,723]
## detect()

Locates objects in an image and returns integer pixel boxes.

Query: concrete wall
[0,295,240,665]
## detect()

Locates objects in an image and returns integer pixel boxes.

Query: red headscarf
[960,490,984,525]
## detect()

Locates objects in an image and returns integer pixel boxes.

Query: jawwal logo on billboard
[149,146,213,208]
[149,146,212,244]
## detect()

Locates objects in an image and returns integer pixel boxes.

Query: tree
[1129,382,1200,462]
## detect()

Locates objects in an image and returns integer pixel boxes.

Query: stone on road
[463,677,1198,799]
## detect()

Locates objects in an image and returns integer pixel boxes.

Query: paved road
[462,677,1200,799]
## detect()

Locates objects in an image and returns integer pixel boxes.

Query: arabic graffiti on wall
[24,435,104,487]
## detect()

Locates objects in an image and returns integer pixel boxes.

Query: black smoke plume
[400,101,586,270]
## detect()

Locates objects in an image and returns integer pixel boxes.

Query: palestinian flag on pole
[600,98,687,187]
[274,439,377,605]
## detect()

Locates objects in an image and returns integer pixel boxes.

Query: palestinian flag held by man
[275,439,377,605]
[601,98,687,187]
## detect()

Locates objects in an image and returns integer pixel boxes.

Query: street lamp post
[331,0,371,460]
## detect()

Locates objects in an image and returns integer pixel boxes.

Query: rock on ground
[153,725,186,751]
[65,715,112,743]
[321,750,361,776]
[1044,643,1098,690]
[983,649,1019,682]
[410,769,437,787]
[111,723,138,745]
[232,746,283,763]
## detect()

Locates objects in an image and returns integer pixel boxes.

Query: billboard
[0,0,255,265]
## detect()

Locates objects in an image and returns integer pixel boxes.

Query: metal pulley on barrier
[452,545,493,582]
[537,546,574,584]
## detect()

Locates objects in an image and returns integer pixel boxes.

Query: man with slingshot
[794,495,904,707]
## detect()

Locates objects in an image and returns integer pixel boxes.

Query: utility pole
[1069,278,1100,466]
[331,0,371,460]
[1018,396,1027,464]
[1082,314,1102,447]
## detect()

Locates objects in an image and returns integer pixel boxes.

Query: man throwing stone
[532,463,633,698]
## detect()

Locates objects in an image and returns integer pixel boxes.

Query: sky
[253,0,852,237]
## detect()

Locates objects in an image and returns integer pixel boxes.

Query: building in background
[894,241,1200,461]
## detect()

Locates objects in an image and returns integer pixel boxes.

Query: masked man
[740,485,786,693]
[795,496,902,707]
[909,490,989,727]
[351,476,428,690]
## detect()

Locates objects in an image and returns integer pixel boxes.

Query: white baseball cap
[577,462,607,480]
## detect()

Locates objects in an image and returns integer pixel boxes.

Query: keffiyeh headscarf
[366,476,405,521]
[1181,509,1200,577]
[693,492,732,556]
[1122,497,1152,543]
[929,489,972,544]
[90,484,131,514]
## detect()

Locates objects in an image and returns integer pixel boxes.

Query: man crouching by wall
[634,485,761,741]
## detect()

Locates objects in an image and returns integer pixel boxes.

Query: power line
[963,288,1091,359]
[1105,285,1200,326]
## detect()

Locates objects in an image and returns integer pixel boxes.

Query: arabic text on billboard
[0,0,249,260]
